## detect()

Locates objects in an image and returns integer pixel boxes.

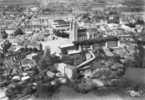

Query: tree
[13,28,25,36]
[136,17,144,25]
[92,10,106,22]
[1,40,12,53]
[126,26,145,68]
[38,47,60,72]
[105,8,120,24]
[1,29,8,39]
[126,16,144,28]
[79,13,92,23]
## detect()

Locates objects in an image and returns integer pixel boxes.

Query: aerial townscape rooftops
[0,0,145,100]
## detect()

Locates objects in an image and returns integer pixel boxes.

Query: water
[124,67,145,84]
[1,67,145,100]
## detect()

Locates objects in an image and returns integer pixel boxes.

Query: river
[1,67,145,100]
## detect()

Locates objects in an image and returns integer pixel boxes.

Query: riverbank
[1,67,145,100]
[22,86,145,100]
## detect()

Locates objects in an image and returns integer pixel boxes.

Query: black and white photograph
[0,0,145,100]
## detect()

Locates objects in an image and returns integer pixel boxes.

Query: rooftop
[54,20,69,25]
[74,36,119,45]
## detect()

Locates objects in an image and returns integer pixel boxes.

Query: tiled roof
[74,36,119,45]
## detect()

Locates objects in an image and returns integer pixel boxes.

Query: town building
[5,28,16,35]
[23,14,51,33]
[51,19,70,31]
[60,20,120,55]
[59,43,81,55]
[69,20,120,49]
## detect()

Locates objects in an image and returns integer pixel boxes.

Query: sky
[0,0,144,10]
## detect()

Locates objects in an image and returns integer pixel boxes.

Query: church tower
[69,18,78,42]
